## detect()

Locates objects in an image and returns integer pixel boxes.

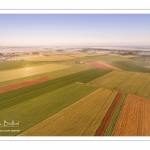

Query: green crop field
[0,83,97,136]
[18,88,117,136]
[0,68,111,111]
[0,64,93,88]
[88,70,150,99]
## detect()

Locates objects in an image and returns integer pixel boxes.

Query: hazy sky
[0,14,150,47]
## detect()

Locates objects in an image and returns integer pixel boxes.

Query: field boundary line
[94,92,122,136]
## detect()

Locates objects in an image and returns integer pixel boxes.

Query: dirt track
[95,92,122,136]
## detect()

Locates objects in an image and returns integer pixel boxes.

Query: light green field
[0,63,71,82]
[19,88,117,136]
[88,70,150,99]
[0,83,97,136]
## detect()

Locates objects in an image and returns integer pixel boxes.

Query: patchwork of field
[88,70,150,99]
[0,64,95,88]
[19,88,117,136]
[0,63,71,82]
[0,83,97,136]
[112,94,150,136]
[0,69,109,111]
[0,53,150,136]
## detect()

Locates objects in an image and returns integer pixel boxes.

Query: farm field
[0,63,71,82]
[89,61,120,70]
[88,70,150,99]
[0,83,97,136]
[0,65,92,88]
[18,88,117,136]
[0,52,150,136]
[95,92,123,136]
[0,77,50,93]
[0,69,109,111]
[85,54,150,73]
[112,94,150,136]
[16,55,75,61]
[0,61,49,71]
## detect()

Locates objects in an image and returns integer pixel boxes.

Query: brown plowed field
[89,61,120,70]
[112,94,150,136]
[0,77,50,93]
[95,92,122,136]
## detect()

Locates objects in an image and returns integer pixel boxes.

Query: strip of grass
[0,68,111,111]
[103,93,126,136]
[0,83,97,136]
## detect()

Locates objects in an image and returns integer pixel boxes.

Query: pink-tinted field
[0,77,51,93]
[89,61,120,70]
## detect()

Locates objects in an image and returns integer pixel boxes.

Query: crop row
[103,93,126,136]
[0,83,97,136]
[19,88,117,136]
[88,71,150,99]
[112,94,150,136]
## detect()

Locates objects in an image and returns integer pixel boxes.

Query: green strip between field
[103,93,126,136]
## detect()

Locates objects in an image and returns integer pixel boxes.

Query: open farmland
[0,83,97,136]
[0,69,110,111]
[0,77,50,93]
[0,63,94,88]
[16,55,75,61]
[18,88,117,136]
[0,63,71,82]
[88,70,150,99]
[0,61,49,71]
[0,51,150,136]
[112,94,150,136]
[85,54,150,73]
[89,61,120,70]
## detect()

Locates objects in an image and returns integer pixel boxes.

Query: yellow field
[88,71,150,99]
[18,88,117,136]
[16,55,75,61]
[0,63,71,82]
[112,94,150,136]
